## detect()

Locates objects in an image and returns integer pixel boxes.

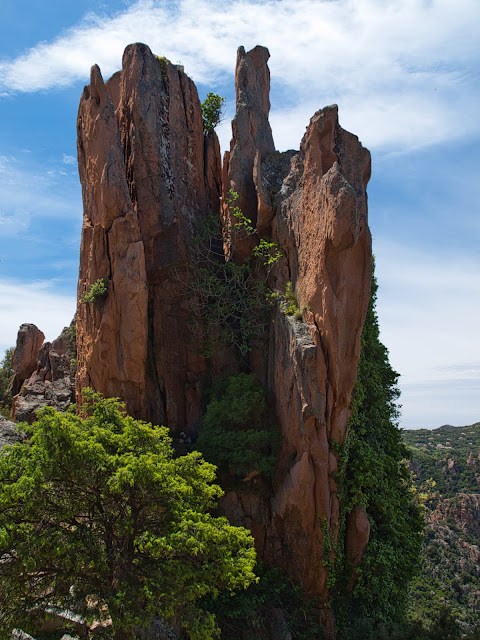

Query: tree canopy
[0,391,256,639]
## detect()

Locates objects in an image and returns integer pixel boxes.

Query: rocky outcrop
[76,43,221,429]
[75,43,372,629]
[0,415,22,448]
[9,324,44,395]
[220,48,372,612]
[11,326,75,423]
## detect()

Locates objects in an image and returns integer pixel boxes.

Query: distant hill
[403,422,480,632]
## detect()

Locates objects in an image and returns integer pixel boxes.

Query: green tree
[0,391,256,639]
[0,347,14,416]
[332,264,424,636]
[201,93,225,133]
[196,373,279,479]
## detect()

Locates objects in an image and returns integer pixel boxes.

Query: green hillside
[403,422,480,634]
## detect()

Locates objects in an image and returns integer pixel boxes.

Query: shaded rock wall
[75,43,372,624]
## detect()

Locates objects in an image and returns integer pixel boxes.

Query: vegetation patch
[0,391,256,640]
[331,263,424,637]
[203,563,326,640]
[80,277,109,304]
[195,373,279,479]
[178,190,281,355]
[201,92,225,133]
[0,347,14,417]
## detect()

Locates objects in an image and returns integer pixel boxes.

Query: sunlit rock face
[76,43,221,429]
[75,42,372,631]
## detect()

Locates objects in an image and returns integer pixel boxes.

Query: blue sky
[0,0,478,429]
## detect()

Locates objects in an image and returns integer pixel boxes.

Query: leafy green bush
[0,391,256,639]
[201,93,225,133]
[195,373,279,479]
[80,277,108,304]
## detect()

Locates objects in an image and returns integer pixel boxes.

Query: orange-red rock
[221,48,372,610]
[76,43,372,632]
[10,323,45,395]
[76,44,222,429]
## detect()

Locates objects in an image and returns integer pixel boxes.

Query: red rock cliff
[76,43,372,628]
[76,43,221,428]
[221,48,372,615]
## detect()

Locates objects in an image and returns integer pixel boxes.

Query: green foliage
[201,93,225,133]
[80,277,109,304]
[155,54,169,79]
[204,563,326,639]
[331,264,424,636]
[0,391,256,639]
[278,281,304,320]
[404,422,480,632]
[0,347,14,416]
[195,374,279,479]
[179,190,281,355]
[403,422,480,499]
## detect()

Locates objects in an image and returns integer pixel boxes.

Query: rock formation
[9,324,44,396]
[76,43,221,429]
[75,43,372,631]
[11,325,75,423]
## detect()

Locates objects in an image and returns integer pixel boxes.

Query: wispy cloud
[0,278,76,355]
[0,153,82,236]
[0,0,478,151]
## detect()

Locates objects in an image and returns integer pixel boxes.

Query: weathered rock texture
[11,326,75,423]
[76,44,221,428]
[9,324,44,396]
[0,415,22,449]
[75,43,372,628]
[221,48,372,615]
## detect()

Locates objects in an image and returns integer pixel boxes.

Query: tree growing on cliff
[0,391,256,639]
[332,264,424,637]
[201,92,225,133]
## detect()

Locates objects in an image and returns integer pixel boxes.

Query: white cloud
[374,240,480,429]
[0,153,82,235]
[0,0,479,151]
[62,154,76,165]
[0,278,76,356]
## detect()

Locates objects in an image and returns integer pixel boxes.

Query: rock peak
[74,43,372,633]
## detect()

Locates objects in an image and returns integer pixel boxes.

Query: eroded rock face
[76,42,372,628]
[10,324,45,395]
[0,415,22,448]
[76,43,221,430]
[11,326,75,424]
[218,48,372,609]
